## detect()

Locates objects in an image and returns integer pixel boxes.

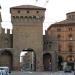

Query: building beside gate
[44,11,75,71]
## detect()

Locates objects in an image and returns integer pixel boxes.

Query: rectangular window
[69,28,72,31]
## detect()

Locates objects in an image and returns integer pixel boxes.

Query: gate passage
[20,48,36,71]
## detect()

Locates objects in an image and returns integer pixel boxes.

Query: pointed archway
[0,50,13,70]
[43,53,52,71]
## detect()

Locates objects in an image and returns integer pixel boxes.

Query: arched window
[66,55,74,62]
[68,34,72,40]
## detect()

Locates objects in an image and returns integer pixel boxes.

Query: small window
[27,11,29,13]
[18,10,20,13]
[20,16,23,18]
[69,28,72,31]
[25,16,28,18]
[68,34,72,40]
[36,11,39,13]
[57,34,61,39]
[12,16,15,19]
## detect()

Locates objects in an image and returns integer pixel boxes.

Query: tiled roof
[10,5,46,10]
[47,19,75,30]
[54,19,75,24]
[67,11,75,15]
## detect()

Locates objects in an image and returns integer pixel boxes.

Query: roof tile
[10,5,46,10]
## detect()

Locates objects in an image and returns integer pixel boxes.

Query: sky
[1,0,75,34]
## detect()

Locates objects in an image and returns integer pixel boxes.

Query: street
[10,71,74,75]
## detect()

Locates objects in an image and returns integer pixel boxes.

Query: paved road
[10,71,74,75]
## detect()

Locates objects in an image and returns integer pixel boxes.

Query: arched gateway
[0,49,13,70]
[20,48,36,71]
[43,53,52,71]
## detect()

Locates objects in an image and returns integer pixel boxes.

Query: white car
[64,66,72,72]
[0,67,10,75]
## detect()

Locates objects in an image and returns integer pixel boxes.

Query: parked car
[0,67,10,75]
[64,66,72,72]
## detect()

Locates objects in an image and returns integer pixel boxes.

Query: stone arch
[58,55,63,70]
[0,50,13,70]
[20,48,36,71]
[66,55,74,71]
[66,55,75,62]
[43,53,52,71]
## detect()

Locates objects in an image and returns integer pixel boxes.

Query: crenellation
[11,15,44,23]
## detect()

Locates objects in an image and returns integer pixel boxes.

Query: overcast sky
[0,0,75,34]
